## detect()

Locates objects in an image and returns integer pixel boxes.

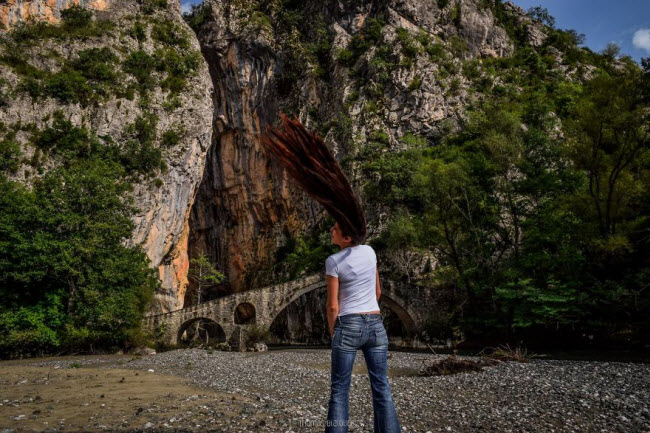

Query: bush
[425,41,446,61]
[450,2,462,27]
[0,79,9,107]
[396,27,419,62]
[274,222,337,281]
[449,35,469,57]
[129,21,147,42]
[161,124,185,148]
[33,111,95,160]
[152,19,190,49]
[140,0,168,15]
[120,113,167,177]
[407,76,422,92]
[60,5,93,30]
[449,77,461,94]
[245,324,271,348]
[4,5,114,42]
[123,50,158,94]
[9,44,119,103]
[154,48,202,94]
[336,49,354,66]
[0,41,48,78]
[44,69,91,104]
[0,298,64,358]
[71,47,118,82]
[337,17,386,69]
[0,135,22,173]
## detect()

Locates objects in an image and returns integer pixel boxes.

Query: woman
[259,114,401,433]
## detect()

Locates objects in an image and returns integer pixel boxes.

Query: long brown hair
[258,113,367,245]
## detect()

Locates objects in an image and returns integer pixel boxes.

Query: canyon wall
[2,0,555,341]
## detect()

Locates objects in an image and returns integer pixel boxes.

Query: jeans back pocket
[373,324,388,346]
[338,326,363,348]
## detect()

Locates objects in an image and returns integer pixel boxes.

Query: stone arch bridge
[143,273,425,350]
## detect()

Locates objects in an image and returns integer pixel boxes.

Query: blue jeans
[325,313,401,433]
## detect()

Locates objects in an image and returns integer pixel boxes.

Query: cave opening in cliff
[183,128,235,309]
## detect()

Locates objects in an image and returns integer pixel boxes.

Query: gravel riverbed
[10,347,650,433]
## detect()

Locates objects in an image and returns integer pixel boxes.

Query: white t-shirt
[325,244,380,317]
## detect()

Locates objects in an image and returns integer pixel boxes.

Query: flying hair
[258,113,367,245]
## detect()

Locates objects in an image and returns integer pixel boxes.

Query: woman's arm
[326,275,339,337]
[376,267,382,301]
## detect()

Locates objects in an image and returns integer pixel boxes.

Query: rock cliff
[1,0,109,29]
[1,0,556,331]
[183,0,520,310]
[0,0,213,312]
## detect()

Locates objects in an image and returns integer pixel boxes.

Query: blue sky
[510,0,650,63]
[180,0,650,63]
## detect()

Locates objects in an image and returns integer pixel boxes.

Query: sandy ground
[0,359,263,432]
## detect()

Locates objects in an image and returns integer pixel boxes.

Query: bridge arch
[268,285,328,344]
[234,302,256,324]
[265,279,327,323]
[378,294,418,338]
[266,280,419,344]
[178,317,226,344]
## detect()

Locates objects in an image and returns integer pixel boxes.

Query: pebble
[21,348,650,432]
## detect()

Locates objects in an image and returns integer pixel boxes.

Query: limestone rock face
[182,0,542,317]
[502,1,548,47]
[387,0,512,58]
[187,0,323,297]
[0,0,109,29]
[0,0,213,313]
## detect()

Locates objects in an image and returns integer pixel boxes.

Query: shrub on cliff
[4,5,114,43]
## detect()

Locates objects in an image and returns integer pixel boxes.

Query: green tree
[187,251,225,305]
[565,68,649,239]
[0,160,159,357]
[186,251,225,344]
[526,6,555,28]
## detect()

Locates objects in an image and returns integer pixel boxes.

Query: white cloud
[632,28,650,52]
